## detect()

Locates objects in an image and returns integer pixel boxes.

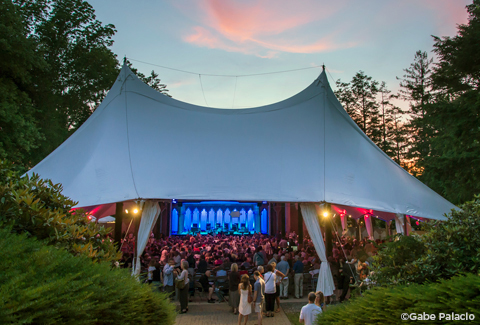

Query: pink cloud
[416,0,470,36]
[176,0,354,57]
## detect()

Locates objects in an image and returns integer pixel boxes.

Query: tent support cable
[329,214,361,285]
[124,71,141,199]
[199,74,209,107]
[119,218,134,252]
[232,76,238,108]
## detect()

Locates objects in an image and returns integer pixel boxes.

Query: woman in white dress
[237,274,252,325]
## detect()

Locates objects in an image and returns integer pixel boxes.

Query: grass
[285,311,301,325]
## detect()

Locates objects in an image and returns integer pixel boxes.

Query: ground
[175,297,309,325]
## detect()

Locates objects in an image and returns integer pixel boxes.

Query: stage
[170,201,269,236]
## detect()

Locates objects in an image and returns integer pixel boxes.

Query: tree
[126,59,171,97]
[416,1,480,204]
[0,0,44,168]
[335,71,382,146]
[8,0,120,167]
[397,50,434,175]
[431,0,480,94]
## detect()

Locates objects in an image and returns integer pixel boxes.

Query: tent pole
[114,202,124,245]
[298,204,304,246]
[323,203,333,258]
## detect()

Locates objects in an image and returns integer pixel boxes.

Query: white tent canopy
[28,63,456,220]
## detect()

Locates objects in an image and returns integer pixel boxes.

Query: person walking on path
[253,271,265,325]
[229,263,241,314]
[299,292,322,325]
[237,274,252,325]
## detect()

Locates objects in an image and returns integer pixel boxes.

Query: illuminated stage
[170,201,269,235]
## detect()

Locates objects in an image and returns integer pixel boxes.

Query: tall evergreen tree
[335,71,382,146]
[397,50,434,174]
[418,0,480,204]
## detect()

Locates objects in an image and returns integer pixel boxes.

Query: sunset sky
[88,0,471,109]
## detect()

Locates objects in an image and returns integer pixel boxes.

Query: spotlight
[323,212,328,217]
[125,209,129,214]
[133,208,139,214]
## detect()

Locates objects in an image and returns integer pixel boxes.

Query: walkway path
[174,297,309,325]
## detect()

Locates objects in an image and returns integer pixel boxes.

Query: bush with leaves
[317,273,480,324]
[370,195,480,286]
[0,159,121,263]
[0,228,176,324]
[369,234,426,286]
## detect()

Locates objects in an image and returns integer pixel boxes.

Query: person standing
[253,271,265,325]
[237,274,252,325]
[229,263,241,314]
[263,264,277,317]
[175,260,190,314]
[277,256,290,299]
[299,292,322,325]
[293,255,304,298]
[163,258,175,298]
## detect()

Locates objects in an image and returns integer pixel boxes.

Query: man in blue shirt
[277,256,290,299]
[163,258,175,298]
[293,255,304,298]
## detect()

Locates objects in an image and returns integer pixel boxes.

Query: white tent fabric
[301,203,335,296]
[132,201,160,276]
[28,63,456,221]
[340,215,347,232]
[98,216,115,223]
[364,215,374,239]
[394,214,412,235]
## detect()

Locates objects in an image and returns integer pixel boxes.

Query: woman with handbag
[237,274,252,325]
[175,260,190,313]
[263,264,277,317]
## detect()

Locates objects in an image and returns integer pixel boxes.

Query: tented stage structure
[28,63,457,294]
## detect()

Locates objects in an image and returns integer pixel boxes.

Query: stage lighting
[125,209,129,214]
[322,211,328,217]
[172,199,177,204]
[133,208,139,214]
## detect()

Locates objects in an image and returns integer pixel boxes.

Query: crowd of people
[118,230,381,323]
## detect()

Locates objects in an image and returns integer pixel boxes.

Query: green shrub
[370,235,426,286]
[317,273,480,324]
[0,159,121,263]
[370,195,480,285]
[0,228,176,324]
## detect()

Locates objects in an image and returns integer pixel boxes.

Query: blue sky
[88,0,471,109]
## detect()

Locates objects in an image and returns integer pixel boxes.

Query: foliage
[369,235,426,286]
[416,195,480,282]
[335,71,409,164]
[335,71,381,145]
[0,228,177,324]
[431,0,480,94]
[370,195,480,286]
[0,0,44,167]
[0,159,121,263]
[316,273,480,324]
[397,50,434,176]
[419,91,480,204]
[409,1,480,203]
[126,59,171,96]
[0,0,120,168]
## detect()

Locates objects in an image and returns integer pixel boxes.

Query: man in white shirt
[299,292,322,325]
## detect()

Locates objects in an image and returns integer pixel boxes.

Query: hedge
[317,273,480,324]
[0,228,176,324]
